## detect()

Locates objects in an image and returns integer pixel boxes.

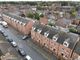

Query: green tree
[27,13,34,19]
[34,13,40,20]
[40,14,44,17]
[70,8,77,17]
[69,28,77,33]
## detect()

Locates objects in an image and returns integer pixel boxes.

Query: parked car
[3,33,8,37]
[22,35,29,40]
[11,41,17,47]
[5,37,9,40]
[24,55,32,60]
[0,29,4,34]
[1,21,8,28]
[8,39,13,42]
[18,48,26,56]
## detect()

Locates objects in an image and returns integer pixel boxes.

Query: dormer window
[23,23,26,26]
[63,38,70,47]
[52,34,58,41]
[44,31,49,37]
[37,29,42,33]
[16,20,19,23]
[63,41,69,47]
[19,21,22,25]
[32,27,36,31]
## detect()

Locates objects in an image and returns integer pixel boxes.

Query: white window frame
[44,32,49,37]
[19,21,22,25]
[37,29,42,33]
[23,23,26,26]
[63,41,69,47]
[52,35,58,41]
[16,20,19,23]
[32,27,36,31]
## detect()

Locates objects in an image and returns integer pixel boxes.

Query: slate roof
[3,12,30,24]
[56,18,71,28]
[33,23,80,55]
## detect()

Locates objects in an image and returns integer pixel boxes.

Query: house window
[44,32,49,37]
[19,21,22,25]
[53,49,55,51]
[52,34,58,41]
[61,53,64,56]
[37,29,42,33]
[13,18,16,22]
[63,38,70,47]
[63,41,69,47]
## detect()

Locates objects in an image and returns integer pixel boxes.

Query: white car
[0,21,3,24]
[25,55,32,60]
[1,21,8,28]
[11,41,17,47]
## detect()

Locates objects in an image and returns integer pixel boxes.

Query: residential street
[0,24,58,60]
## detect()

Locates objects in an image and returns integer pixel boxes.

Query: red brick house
[31,23,80,60]
[72,20,80,25]
[2,12,35,35]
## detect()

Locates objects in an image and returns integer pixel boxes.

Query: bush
[69,28,77,33]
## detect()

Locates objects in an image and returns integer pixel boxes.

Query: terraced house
[2,12,35,35]
[31,23,80,60]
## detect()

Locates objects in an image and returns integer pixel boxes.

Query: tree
[40,14,44,17]
[70,8,77,17]
[69,28,77,33]
[27,13,34,19]
[34,13,40,20]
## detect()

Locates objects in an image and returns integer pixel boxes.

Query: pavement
[0,23,58,60]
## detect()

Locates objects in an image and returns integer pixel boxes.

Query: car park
[18,48,26,56]
[24,55,32,60]
[11,41,17,47]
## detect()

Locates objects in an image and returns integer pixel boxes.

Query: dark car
[8,39,13,42]
[0,29,4,34]
[18,48,26,56]
[22,35,30,40]
[3,33,8,37]
[5,37,9,40]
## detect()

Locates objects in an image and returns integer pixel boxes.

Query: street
[0,24,58,60]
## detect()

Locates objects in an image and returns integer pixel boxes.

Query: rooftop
[3,12,30,24]
[33,23,80,55]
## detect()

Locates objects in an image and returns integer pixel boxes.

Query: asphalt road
[0,31,23,60]
[0,24,58,60]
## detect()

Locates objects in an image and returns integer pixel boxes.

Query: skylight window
[19,21,22,25]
